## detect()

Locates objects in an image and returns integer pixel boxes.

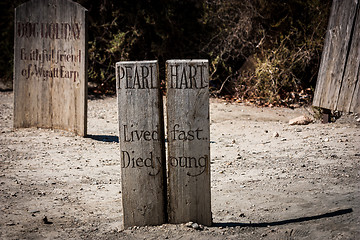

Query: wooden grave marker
[166,59,212,226]
[14,0,88,136]
[116,60,166,228]
[313,0,360,113]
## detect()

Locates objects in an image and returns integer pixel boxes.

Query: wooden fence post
[116,60,166,229]
[14,0,87,136]
[166,59,212,226]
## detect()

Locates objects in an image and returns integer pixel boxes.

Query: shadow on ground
[212,208,353,228]
[86,134,119,143]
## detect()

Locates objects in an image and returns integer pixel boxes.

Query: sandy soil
[1,91,359,239]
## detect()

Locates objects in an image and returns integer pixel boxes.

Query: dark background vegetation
[0,0,331,106]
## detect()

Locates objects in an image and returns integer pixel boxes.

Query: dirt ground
[1,90,359,239]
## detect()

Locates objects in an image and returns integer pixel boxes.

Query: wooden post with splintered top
[166,59,212,226]
[116,60,167,229]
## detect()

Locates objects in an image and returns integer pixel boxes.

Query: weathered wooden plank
[116,60,166,229]
[14,0,87,136]
[166,59,212,226]
[350,67,360,113]
[313,0,358,111]
[337,2,360,112]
